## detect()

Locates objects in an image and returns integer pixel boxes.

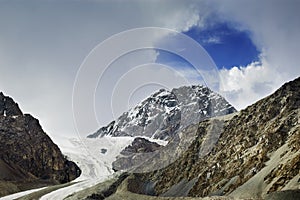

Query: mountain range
[0,77,299,199]
[76,77,300,200]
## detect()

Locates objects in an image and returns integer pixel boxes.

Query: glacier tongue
[58,136,134,180]
[58,135,167,180]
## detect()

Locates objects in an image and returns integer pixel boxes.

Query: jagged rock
[0,92,81,197]
[101,148,108,154]
[0,92,23,116]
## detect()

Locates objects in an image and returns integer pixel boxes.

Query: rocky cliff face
[0,92,81,196]
[88,85,236,140]
[121,77,300,199]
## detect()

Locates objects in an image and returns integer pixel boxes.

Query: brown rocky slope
[134,77,300,199]
[103,77,300,199]
[0,92,81,197]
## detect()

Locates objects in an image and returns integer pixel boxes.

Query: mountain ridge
[0,92,81,197]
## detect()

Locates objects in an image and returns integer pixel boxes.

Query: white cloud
[219,59,284,110]
[213,0,300,80]
[207,0,300,110]
[163,7,200,32]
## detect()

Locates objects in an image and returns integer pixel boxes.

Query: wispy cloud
[202,36,222,44]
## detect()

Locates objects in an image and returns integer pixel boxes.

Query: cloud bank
[212,0,300,109]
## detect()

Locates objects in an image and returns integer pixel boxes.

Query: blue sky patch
[156,22,260,70]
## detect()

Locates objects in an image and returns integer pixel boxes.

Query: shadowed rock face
[120,137,162,156]
[112,137,162,172]
[0,92,81,196]
[0,92,22,116]
[126,77,300,199]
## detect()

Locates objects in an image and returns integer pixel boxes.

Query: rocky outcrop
[0,92,23,117]
[124,77,300,199]
[112,138,162,171]
[119,137,162,156]
[0,92,81,197]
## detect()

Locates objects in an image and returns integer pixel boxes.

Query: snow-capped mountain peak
[88,85,236,140]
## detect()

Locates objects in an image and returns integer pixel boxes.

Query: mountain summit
[88,85,236,140]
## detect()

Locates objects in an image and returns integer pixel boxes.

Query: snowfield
[60,136,135,180]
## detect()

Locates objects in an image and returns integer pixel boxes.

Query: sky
[0,0,299,142]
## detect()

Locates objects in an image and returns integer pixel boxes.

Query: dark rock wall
[0,92,81,184]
